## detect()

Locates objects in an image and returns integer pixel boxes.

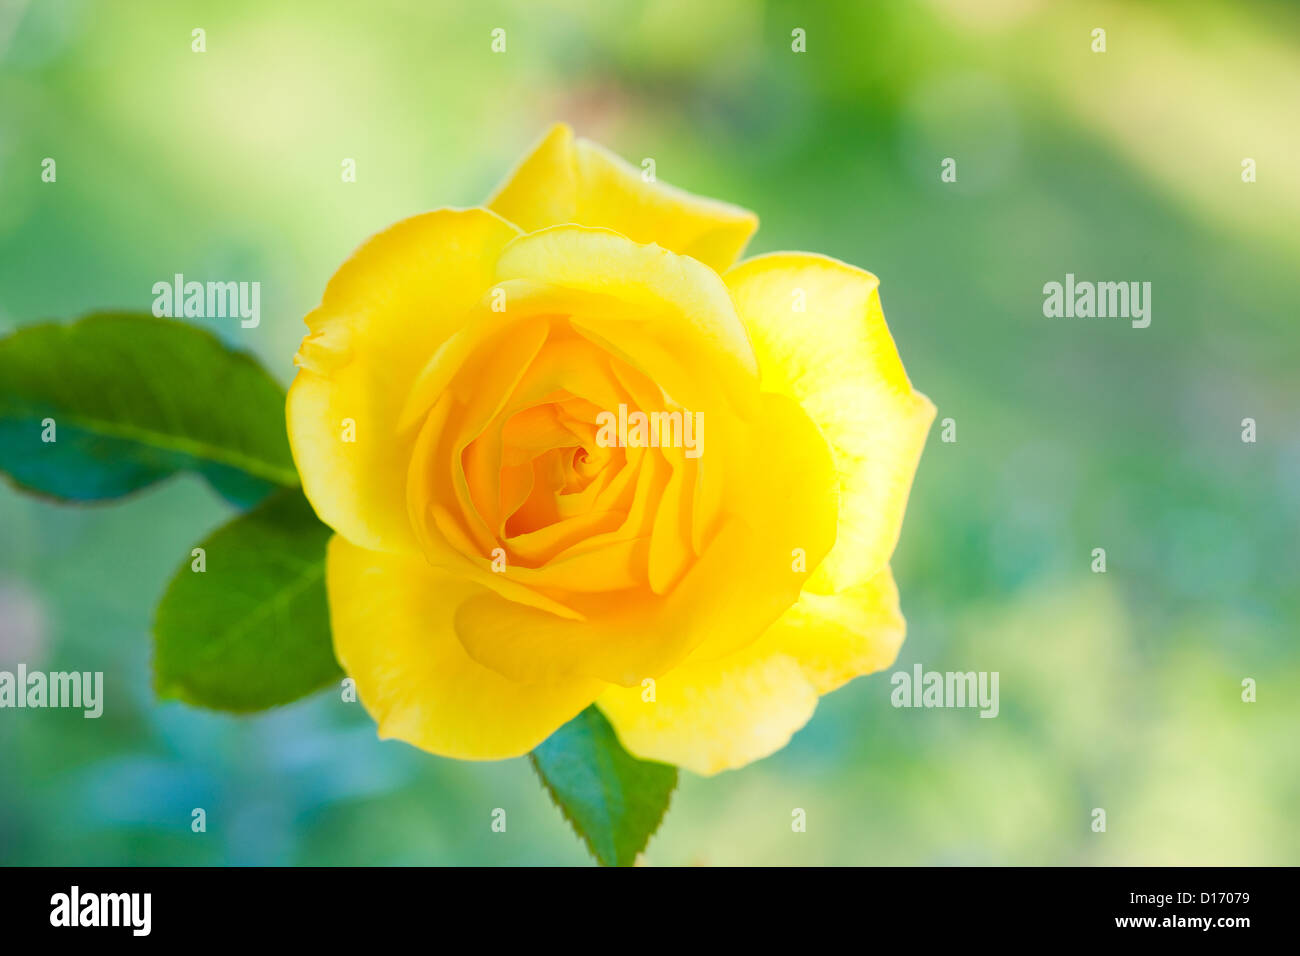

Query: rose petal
[327,535,601,760]
[597,566,905,775]
[287,208,521,554]
[726,252,936,593]
[488,122,758,273]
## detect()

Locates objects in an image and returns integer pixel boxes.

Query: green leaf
[153,486,340,711]
[0,312,298,508]
[531,706,678,866]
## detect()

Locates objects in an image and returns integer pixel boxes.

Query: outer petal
[758,566,906,694]
[494,225,760,419]
[725,253,936,593]
[287,208,521,554]
[488,123,758,273]
[598,566,905,775]
[327,535,602,760]
[596,643,818,777]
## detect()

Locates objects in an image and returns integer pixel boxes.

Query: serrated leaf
[153,486,341,711]
[0,312,298,507]
[531,705,677,866]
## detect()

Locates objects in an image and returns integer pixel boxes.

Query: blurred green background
[2,0,1297,865]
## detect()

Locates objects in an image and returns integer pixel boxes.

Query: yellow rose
[286,124,934,775]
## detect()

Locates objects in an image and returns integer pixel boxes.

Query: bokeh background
[2,0,1297,865]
